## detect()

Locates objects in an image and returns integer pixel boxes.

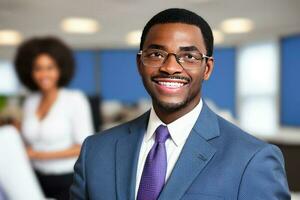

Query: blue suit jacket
[70,103,290,200]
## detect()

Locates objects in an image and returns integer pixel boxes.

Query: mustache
[151,74,191,82]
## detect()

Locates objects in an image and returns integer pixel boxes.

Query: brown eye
[185,54,196,60]
[144,50,166,60]
[180,52,201,62]
[152,52,163,58]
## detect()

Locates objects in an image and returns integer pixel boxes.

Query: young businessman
[70,8,290,200]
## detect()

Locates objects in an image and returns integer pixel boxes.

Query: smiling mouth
[152,77,189,89]
[157,81,185,88]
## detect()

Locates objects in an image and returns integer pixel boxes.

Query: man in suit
[70,8,290,200]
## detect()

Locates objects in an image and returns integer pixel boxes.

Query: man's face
[137,23,214,113]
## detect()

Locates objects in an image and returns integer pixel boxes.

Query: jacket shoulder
[84,111,149,150]
[216,115,270,154]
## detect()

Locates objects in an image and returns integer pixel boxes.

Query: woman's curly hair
[14,36,75,91]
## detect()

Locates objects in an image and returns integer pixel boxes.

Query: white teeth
[158,81,184,88]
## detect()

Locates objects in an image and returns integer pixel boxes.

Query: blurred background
[0,0,299,199]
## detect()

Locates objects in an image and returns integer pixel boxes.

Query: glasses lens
[140,49,204,69]
[141,49,167,67]
[177,51,203,68]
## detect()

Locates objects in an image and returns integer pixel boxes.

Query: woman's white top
[22,88,93,175]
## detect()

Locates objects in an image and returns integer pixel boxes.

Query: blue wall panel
[69,50,97,95]
[281,35,300,126]
[100,50,148,103]
[203,48,236,116]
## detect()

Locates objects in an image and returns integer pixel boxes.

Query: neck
[41,87,59,100]
[153,96,200,124]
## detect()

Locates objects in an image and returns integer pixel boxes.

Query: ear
[203,57,214,80]
[136,55,143,75]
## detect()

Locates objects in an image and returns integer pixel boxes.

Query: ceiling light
[221,18,254,34]
[61,17,100,34]
[126,30,142,46]
[0,30,22,46]
[212,29,224,44]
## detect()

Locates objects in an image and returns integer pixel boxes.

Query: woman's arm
[27,144,81,160]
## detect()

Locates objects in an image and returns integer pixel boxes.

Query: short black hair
[14,36,75,91]
[140,8,214,56]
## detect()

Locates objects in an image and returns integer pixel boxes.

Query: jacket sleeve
[70,137,90,200]
[238,144,290,200]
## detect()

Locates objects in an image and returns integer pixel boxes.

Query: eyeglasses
[137,49,212,69]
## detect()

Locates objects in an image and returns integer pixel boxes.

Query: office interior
[0,0,299,199]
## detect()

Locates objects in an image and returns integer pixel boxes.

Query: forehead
[143,23,206,52]
[33,53,57,66]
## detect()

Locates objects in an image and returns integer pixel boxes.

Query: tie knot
[155,125,170,143]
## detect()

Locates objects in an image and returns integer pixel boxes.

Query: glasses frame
[137,49,212,69]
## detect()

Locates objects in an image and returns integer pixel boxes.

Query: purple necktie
[137,125,170,200]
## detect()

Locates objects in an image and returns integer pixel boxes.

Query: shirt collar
[145,99,203,146]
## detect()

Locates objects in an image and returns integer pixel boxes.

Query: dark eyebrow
[145,44,200,52]
[179,46,200,52]
[145,44,165,50]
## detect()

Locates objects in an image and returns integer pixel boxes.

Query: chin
[151,90,200,113]
[39,86,56,92]
[154,99,188,112]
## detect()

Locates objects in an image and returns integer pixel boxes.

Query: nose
[38,69,49,77]
[159,53,183,74]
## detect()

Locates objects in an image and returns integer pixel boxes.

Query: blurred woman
[14,37,93,200]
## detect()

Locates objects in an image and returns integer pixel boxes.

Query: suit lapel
[115,111,150,200]
[158,103,220,200]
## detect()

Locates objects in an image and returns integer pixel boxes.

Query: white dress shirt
[22,88,93,175]
[135,99,203,198]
